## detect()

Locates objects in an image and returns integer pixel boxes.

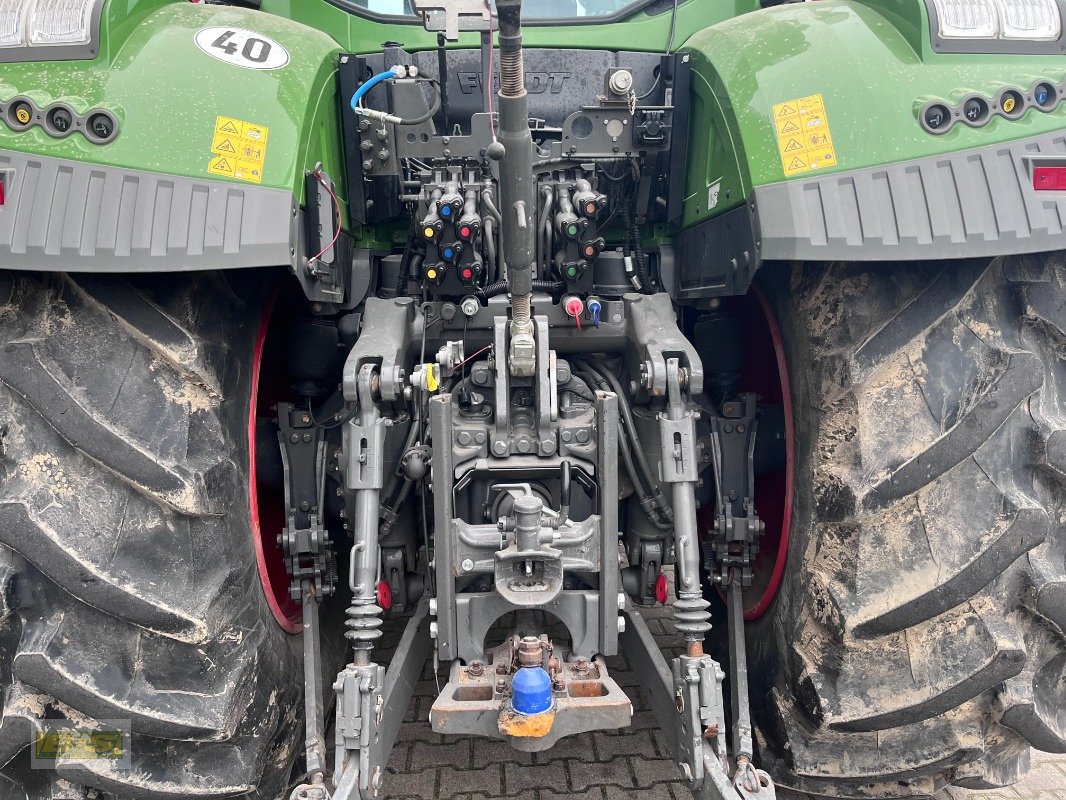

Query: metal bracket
[333,602,433,800]
[413,0,491,40]
[620,608,776,800]
[277,404,338,799]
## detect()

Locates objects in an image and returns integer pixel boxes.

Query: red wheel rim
[249,289,301,633]
[701,285,794,621]
[741,285,794,620]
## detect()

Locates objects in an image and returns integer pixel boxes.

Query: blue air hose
[350,67,405,111]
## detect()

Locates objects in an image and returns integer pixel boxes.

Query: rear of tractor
[0,0,1064,799]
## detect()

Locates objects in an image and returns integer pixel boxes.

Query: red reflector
[460,226,470,238]
[654,573,669,604]
[376,580,392,611]
[1034,166,1066,191]
[462,268,472,280]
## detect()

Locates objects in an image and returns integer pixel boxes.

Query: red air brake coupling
[563,295,584,330]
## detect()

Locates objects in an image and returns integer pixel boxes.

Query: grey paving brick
[537,732,598,764]
[386,741,411,772]
[594,730,663,760]
[438,764,504,799]
[503,761,568,794]
[382,766,437,799]
[631,756,684,788]
[469,738,535,768]
[411,737,473,769]
[541,789,605,800]
[568,758,637,791]
[605,784,676,800]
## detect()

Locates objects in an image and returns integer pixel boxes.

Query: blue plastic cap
[443,247,454,259]
[588,299,602,328]
[441,205,452,217]
[511,666,553,715]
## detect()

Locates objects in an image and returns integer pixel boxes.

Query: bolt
[290,433,299,444]
[474,432,486,444]
[517,437,531,453]
[617,615,626,633]
[575,429,590,443]
[553,674,566,691]
[468,660,485,677]
[461,558,474,572]
[496,661,508,675]
[457,431,472,446]
[561,430,573,443]
[429,622,438,639]
[541,438,557,455]
[495,678,507,693]
[492,440,508,456]
[575,656,590,676]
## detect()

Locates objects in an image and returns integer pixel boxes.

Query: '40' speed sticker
[194,27,289,71]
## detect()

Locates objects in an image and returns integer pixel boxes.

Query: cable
[306,169,341,269]
[449,343,493,376]
[307,399,359,430]
[666,0,679,55]
[636,69,662,102]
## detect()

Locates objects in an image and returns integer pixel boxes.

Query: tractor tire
[0,271,302,799]
[750,253,1066,798]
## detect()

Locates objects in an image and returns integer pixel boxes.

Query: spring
[673,595,712,640]
[345,597,384,652]
[499,49,524,97]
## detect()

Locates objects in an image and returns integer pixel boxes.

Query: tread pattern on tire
[754,254,1066,797]
[0,272,301,799]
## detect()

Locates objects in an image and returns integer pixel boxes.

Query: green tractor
[0,0,1064,797]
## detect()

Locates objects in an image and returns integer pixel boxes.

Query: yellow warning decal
[207,116,269,184]
[772,94,837,178]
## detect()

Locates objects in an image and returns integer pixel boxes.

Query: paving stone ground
[378,586,1066,800]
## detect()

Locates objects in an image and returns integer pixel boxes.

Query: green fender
[681,0,1066,227]
[0,0,344,203]
[668,0,1066,285]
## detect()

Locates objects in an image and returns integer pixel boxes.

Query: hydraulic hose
[350,67,404,111]
[582,358,673,523]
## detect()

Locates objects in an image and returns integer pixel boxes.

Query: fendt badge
[456,71,570,94]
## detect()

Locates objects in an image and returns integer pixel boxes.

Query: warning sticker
[207,116,269,184]
[772,94,837,177]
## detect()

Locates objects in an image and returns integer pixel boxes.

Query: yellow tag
[208,115,269,183]
[425,364,439,392]
[772,94,837,178]
[14,107,31,125]
[1002,96,1016,114]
